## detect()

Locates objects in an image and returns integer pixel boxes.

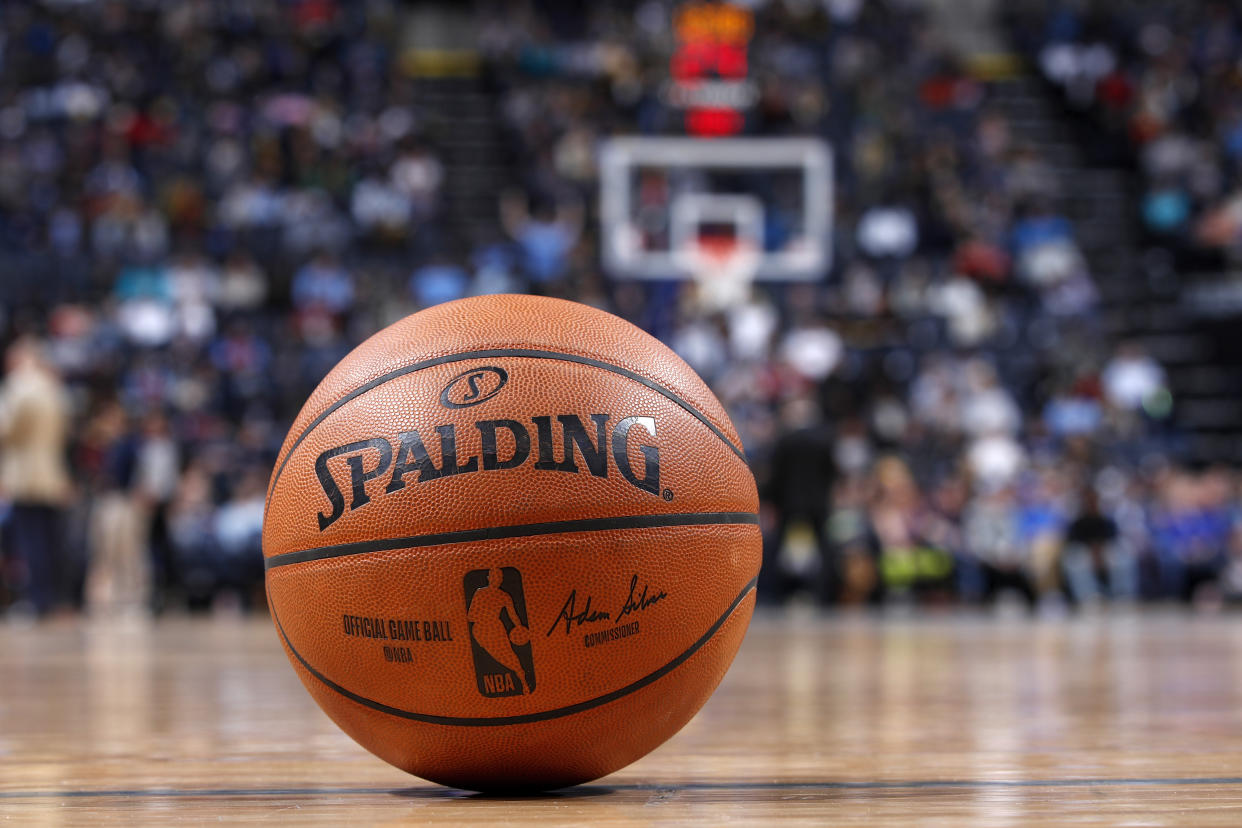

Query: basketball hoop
[677,235,760,312]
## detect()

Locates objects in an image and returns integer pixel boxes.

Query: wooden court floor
[3,610,1242,826]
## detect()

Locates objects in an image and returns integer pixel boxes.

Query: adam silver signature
[546,574,669,638]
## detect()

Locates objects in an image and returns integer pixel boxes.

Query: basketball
[262,294,761,791]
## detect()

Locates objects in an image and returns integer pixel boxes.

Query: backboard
[599,136,832,282]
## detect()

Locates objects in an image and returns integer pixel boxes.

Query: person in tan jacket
[0,338,72,616]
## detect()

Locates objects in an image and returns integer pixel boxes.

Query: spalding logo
[312,414,662,530]
[441,366,508,408]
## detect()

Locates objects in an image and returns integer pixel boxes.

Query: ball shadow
[390,784,617,801]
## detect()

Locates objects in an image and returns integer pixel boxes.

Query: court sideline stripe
[265,346,749,509]
[8,777,1242,799]
[264,512,760,569]
[268,574,758,727]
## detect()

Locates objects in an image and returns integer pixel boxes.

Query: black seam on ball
[264,511,760,570]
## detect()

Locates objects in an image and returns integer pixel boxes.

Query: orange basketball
[262,294,760,791]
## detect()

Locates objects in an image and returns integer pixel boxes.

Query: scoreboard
[665,2,757,137]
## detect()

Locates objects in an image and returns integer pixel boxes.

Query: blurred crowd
[0,0,1234,619]
[1008,0,1242,267]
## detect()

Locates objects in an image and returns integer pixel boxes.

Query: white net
[678,237,760,312]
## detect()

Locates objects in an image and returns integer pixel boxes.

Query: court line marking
[264,512,761,569]
[7,778,1242,799]
[268,574,758,726]
[265,346,748,510]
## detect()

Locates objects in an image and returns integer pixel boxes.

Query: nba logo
[463,567,536,697]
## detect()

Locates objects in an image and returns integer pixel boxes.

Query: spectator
[960,360,1021,437]
[410,257,470,308]
[856,205,919,259]
[764,397,838,604]
[114,263,176,347]
[0,339,72,617]
[211,469,267,611]
[1062,489,1136,604]
[83,402,147,615]
[217,251,269,313]
[929,275,996,346]
[135,413,180,613]
[167,251,220,343]
[167,463,219,612]
[1151,471,1230,603]
[352,171,412,239]
[963,487,1037,609]
[292,251,355,316]
[1102,342,1168,412]
[390,143,444,221]
[779,317,844,383]
[870,456,954,600]
[501,193,582,287]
